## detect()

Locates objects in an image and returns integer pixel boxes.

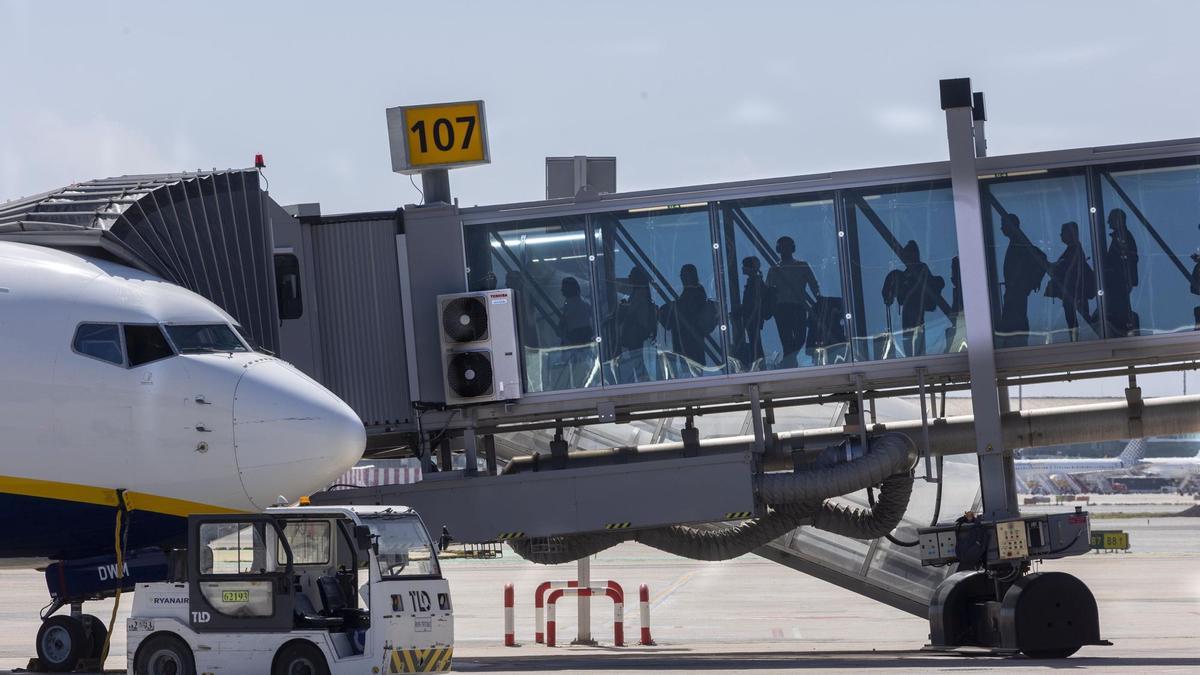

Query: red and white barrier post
[639,584,654,645]
[545,586,624,647]
[534,580,578,643]
[504,583,516,647]
[535,580,623,643]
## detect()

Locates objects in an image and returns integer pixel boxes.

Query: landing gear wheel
[36,615,91,673]
[80,614,109,660]
[134,633,195,675]
[273,641,330,675]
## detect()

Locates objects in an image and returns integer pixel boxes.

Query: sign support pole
[421,169,452,205]
[573,556,595,645]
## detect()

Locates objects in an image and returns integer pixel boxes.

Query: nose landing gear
[34,608,109,672]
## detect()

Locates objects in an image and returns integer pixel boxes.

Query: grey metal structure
[546,156,617,199]
[0,169,280,353]
[274,100,1200,457]
[941,78,1018,522]
[307,78,1200,658]
[271,205,415,435]
[6,77,1190,658]
[445,133,1200,433]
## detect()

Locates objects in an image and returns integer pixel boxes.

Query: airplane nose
[232,358,365,509]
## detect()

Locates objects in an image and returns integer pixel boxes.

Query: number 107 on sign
[386,100,491,174]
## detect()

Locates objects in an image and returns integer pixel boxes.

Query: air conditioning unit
[437,289,522,405]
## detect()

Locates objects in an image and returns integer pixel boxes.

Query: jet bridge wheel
[35,615,89,672]
[930,570,1102,658]
[1001,571,1101,659]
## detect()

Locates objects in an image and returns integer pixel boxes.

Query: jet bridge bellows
[0,169,280,353]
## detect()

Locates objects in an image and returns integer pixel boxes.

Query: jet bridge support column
[930,78,1104,658]
[941,78,1017,522]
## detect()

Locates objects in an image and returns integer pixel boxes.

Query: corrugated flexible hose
[510,433,917,565]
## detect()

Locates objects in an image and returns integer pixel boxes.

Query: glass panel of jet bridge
[463,152,1200,395]
[1095,157,1200,336]
[981,169,1096,348]
[464,214,600,392]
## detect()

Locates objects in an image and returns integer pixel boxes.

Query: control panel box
[916,510,1091,567]
[994,519,1029,560]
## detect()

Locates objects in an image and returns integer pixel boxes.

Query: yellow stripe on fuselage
[0,475,245,517]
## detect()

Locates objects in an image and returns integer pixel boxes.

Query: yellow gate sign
[386,100,490,174]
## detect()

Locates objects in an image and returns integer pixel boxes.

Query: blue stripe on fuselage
[0,492,185,561]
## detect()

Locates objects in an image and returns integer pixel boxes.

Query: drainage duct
[509,434,917,565]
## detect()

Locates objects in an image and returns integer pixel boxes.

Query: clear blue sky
[3,0,1197,214]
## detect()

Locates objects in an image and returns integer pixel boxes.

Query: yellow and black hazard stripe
[725,511,754,520]
[495,531,525,540]
[390,645,453,673]
[605,522,632,530]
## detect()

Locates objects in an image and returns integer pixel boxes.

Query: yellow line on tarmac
[650,569,698,609]
[617,570,696,622]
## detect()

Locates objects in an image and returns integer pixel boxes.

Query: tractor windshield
[362,514,440,579]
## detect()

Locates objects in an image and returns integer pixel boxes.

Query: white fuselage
[1138,456,1200,480]
[0,242,366,563]
[1016,456,1200,481]
[1015,458,1129,475]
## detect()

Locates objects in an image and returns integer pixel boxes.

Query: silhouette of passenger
[615,265,657,382]
[1102,209,1139,337]
[557,276,593,346]
[734,256,771,367]
[506,271,540,348]
[479,271,499,291]
[1046,221,1096,342]
[882,240,945,357]
[556,276,595,388]
[1190,224,1200,330]
[659,264,712,366]
[767,236,820,367]
[996,214,1048,348]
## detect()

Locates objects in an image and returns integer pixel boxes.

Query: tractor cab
[127,506,453,675]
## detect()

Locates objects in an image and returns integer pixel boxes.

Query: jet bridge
[303,78,1200,657]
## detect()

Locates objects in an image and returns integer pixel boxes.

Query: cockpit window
[124,324,175,367]
[165,324,248,354]
[73,323,124,365]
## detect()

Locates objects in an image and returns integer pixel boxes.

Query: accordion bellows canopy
[0,169,278,353]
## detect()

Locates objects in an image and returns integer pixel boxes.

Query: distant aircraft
[0,242,365,671]
[1138,448,1200,480]
[1016,438,1200,490]
[1015,438,1148,477]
